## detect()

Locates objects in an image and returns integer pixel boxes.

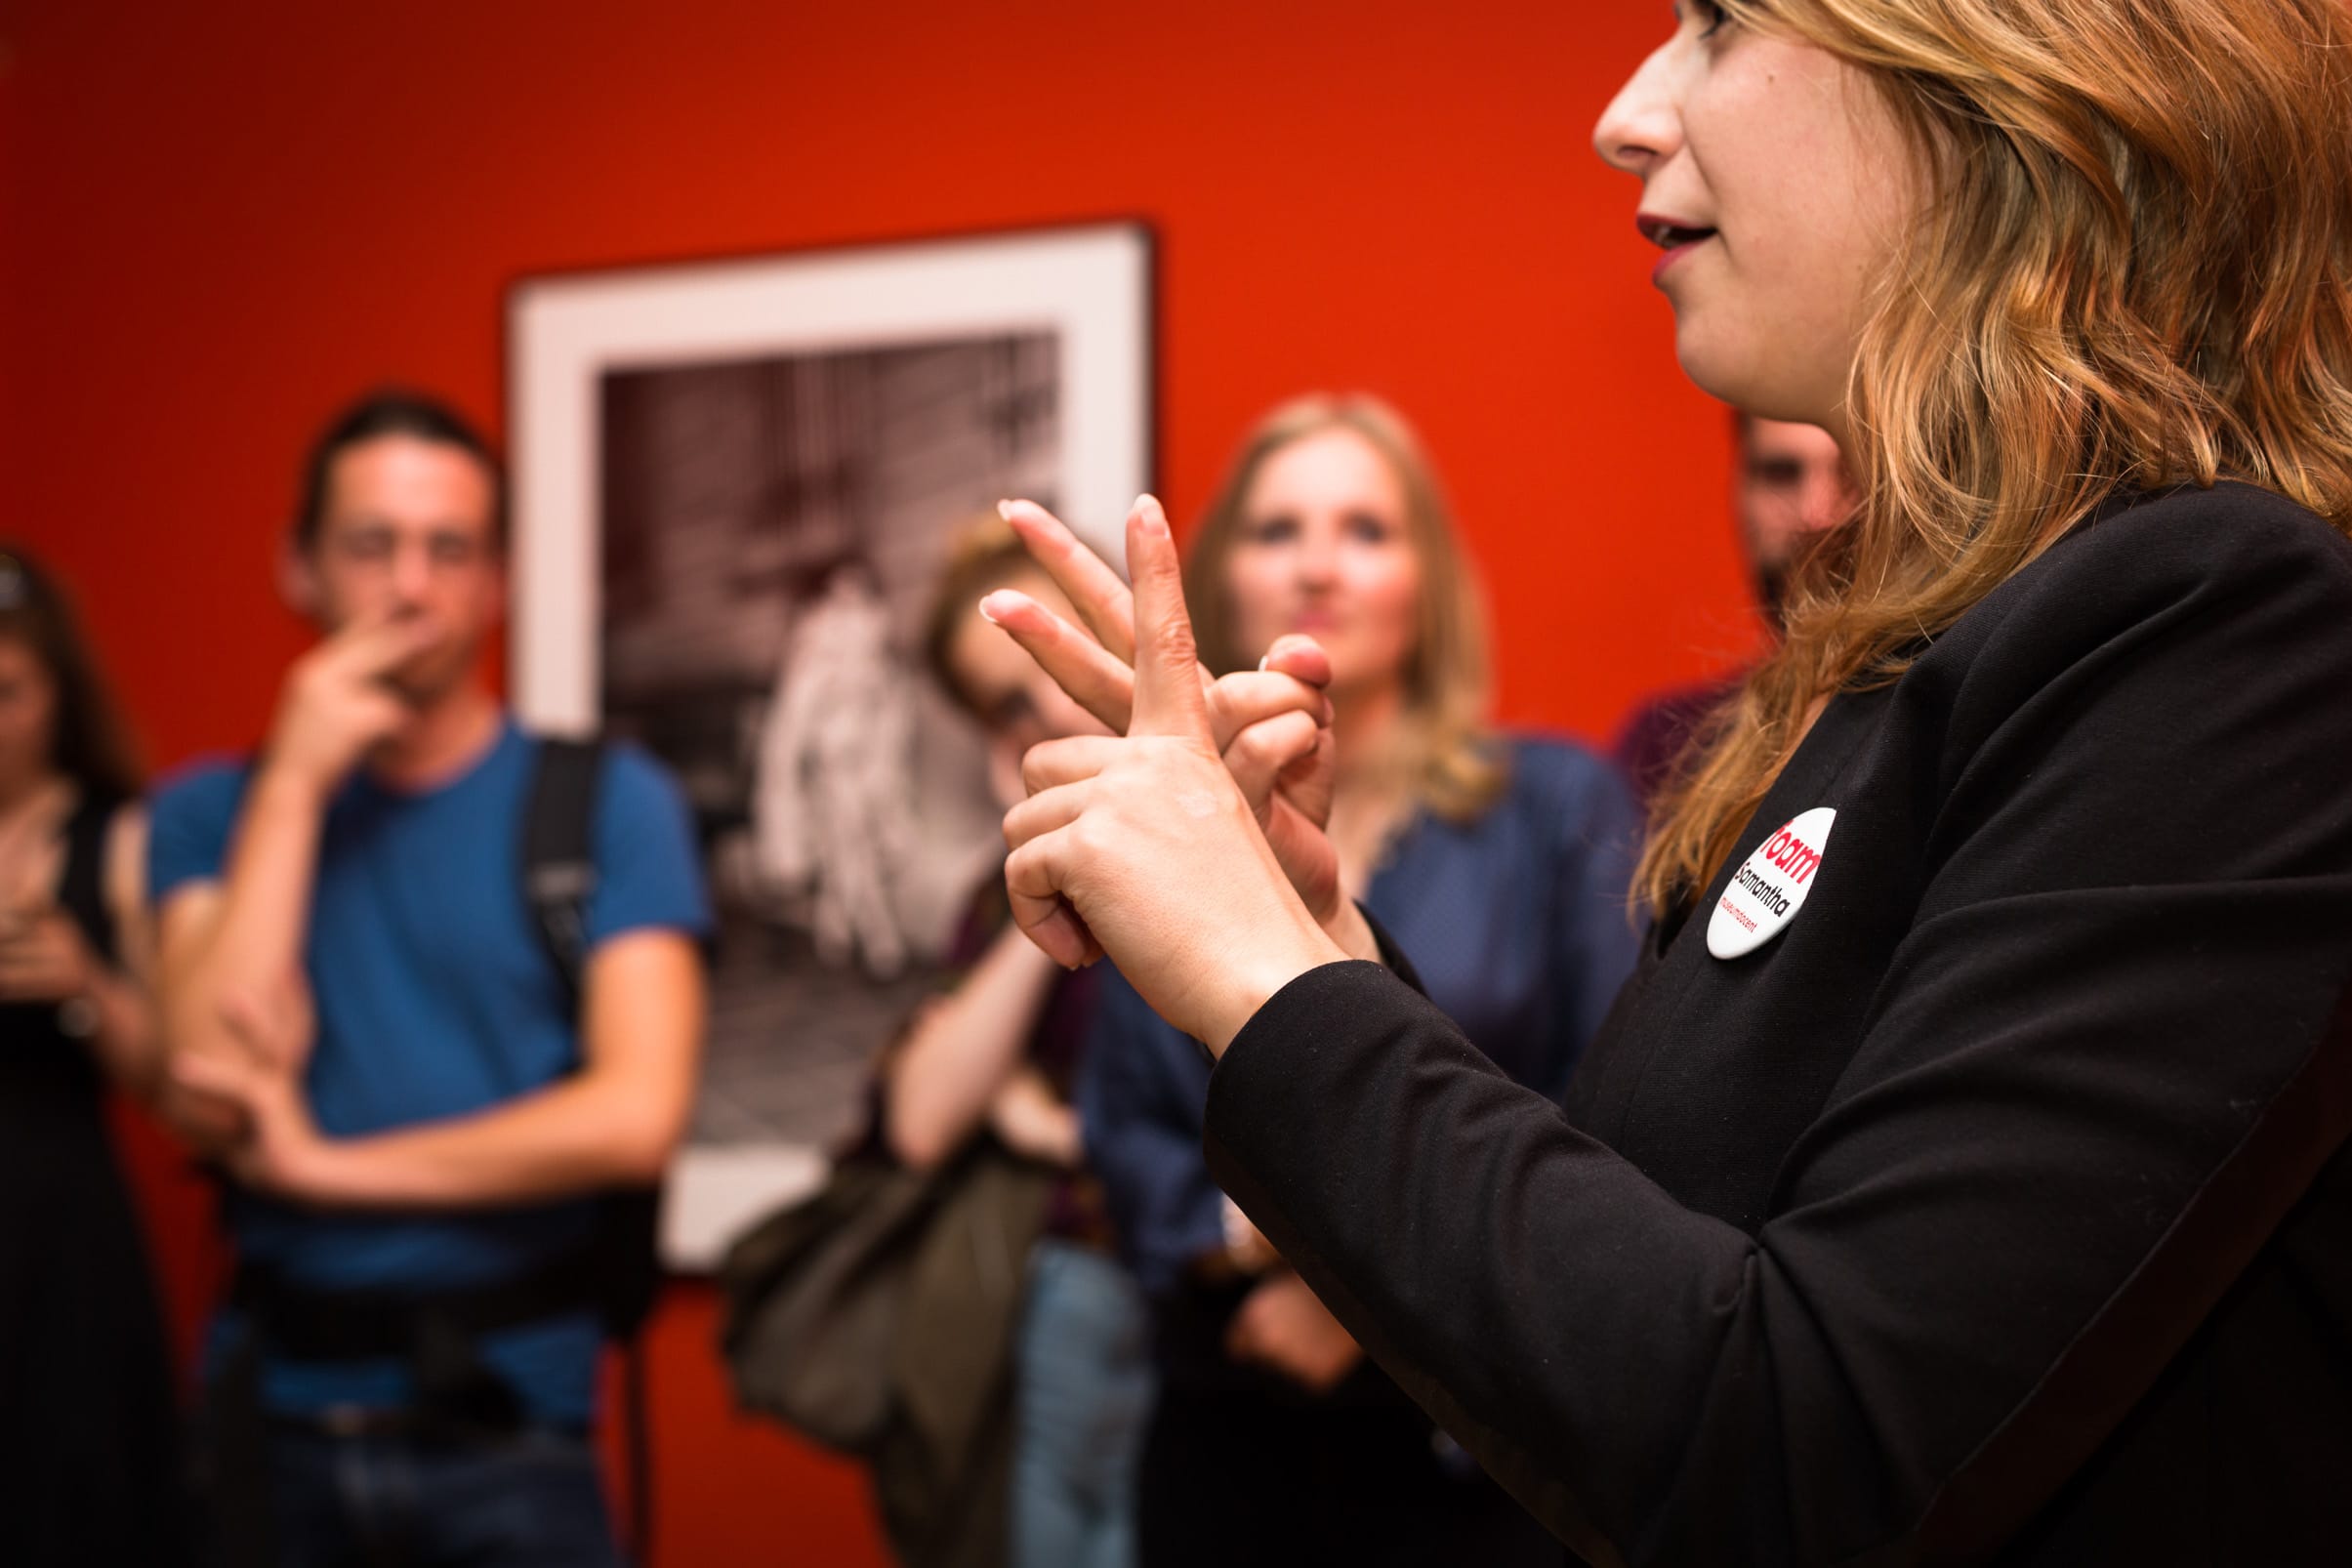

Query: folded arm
[882,921,1065,1170]
[153,765,330,1153]
[183,927,706,1209]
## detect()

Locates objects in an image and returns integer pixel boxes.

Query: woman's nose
[1593,40,1683,178]
[1296,534,1341,584]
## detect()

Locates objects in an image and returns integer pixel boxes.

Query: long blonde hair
[1183,394,1506,822]
[1640,0,2352,913]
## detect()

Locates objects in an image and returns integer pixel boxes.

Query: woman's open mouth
[1638,214,1718,283]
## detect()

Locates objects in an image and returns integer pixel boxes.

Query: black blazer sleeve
[1201,489,2352,1566]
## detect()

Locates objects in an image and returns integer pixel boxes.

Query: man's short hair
[294,388,505,549]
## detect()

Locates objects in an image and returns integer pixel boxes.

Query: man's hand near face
[262,610,437,800]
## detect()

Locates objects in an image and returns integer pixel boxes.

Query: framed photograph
[509,223,1153,1262]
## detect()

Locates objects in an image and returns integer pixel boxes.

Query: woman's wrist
[1200,915,1351,1057]
[1323,900,1382,966]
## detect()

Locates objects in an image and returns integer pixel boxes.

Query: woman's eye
[1344,512,1399,546]
[1244,516,1300,545]
[986,690,1039,734]
[1676,1,1728,39]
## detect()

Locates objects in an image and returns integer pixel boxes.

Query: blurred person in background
[879,516,1333,1567]
[867,516,1147,1568]
[152,390,710,1568]
[0,546,186,1566]
[1073,395,1640,1566]
[1611,412,1854,807]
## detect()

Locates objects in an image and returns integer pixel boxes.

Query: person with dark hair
[883,516,1143,1568]
[0,546,186,1566]
[151,388,711,1566]
[289,388,507,551]
[1611,412,1853,809]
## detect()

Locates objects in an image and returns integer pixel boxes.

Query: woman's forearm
[883,923,1063,1168]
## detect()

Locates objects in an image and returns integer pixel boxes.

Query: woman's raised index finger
[1125,496,1214,743]
[998,500,1138,663]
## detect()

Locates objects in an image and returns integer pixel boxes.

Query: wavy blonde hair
[1183,394,1506,823]
[1640,0,2352,913]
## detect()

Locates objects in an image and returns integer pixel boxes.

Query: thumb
[1259,635,1333,692]
[173,1049,253,1107]
[1126,495,1213,743]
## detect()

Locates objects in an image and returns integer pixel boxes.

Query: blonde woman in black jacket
[974,0,2352,1562]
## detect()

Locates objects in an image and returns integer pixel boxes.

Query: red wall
[2,3,1757,1562]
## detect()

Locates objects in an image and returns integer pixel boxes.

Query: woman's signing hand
[998,497,1347,1052]
[981,499,1344,929]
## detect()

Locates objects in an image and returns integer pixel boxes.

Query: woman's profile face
[1593,3,1921,431]
[1223,427,1424,699]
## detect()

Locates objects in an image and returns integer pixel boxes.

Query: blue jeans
[250,1424,622,1568]
[1011,1239,1157,1568]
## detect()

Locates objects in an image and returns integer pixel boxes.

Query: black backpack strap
[522,732,661,1566]
[523,735,604,1004]
[58,795,122,965]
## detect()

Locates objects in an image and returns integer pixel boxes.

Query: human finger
[1019,736,1125,796]
[1003,829,1102,969]
[1223,710,1325,814]
[998,500,1137,663]
[1125,496,1215,743]
[327,607,437,676]
[1258,635,1334,690]
[217,990,294,1065]
[1002,778,1093,852]
[1206,671,1333,754]
[171,1048,259,1109]
[977,590,1135,733]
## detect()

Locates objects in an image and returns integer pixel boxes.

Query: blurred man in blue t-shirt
[150,390,710,1567]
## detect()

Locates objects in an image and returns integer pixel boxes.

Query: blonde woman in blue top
[1075,395,1640,1566]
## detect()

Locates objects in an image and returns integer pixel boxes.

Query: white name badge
[1708,806,1836,960]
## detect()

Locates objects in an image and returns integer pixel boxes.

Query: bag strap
[521,733,657,1567]
[523,735,603,1004]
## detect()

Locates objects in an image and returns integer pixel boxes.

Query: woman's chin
[1672,321,1754,409]
[1675,321,1841,430]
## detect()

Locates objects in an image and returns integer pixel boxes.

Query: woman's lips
[1651,234,1712,285]
[1637,213,1718,286]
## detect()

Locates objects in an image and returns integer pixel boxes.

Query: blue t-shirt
[148,720,711,1424]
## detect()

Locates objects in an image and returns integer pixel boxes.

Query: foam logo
[1707,806,1836,960]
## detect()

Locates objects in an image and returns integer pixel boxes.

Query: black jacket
[1202,483,2352,1566]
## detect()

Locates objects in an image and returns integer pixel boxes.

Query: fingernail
[996,500,1016,521]
[1136,495,1169,537]
[1257,653,1270,673]
[977,595,1006,626]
